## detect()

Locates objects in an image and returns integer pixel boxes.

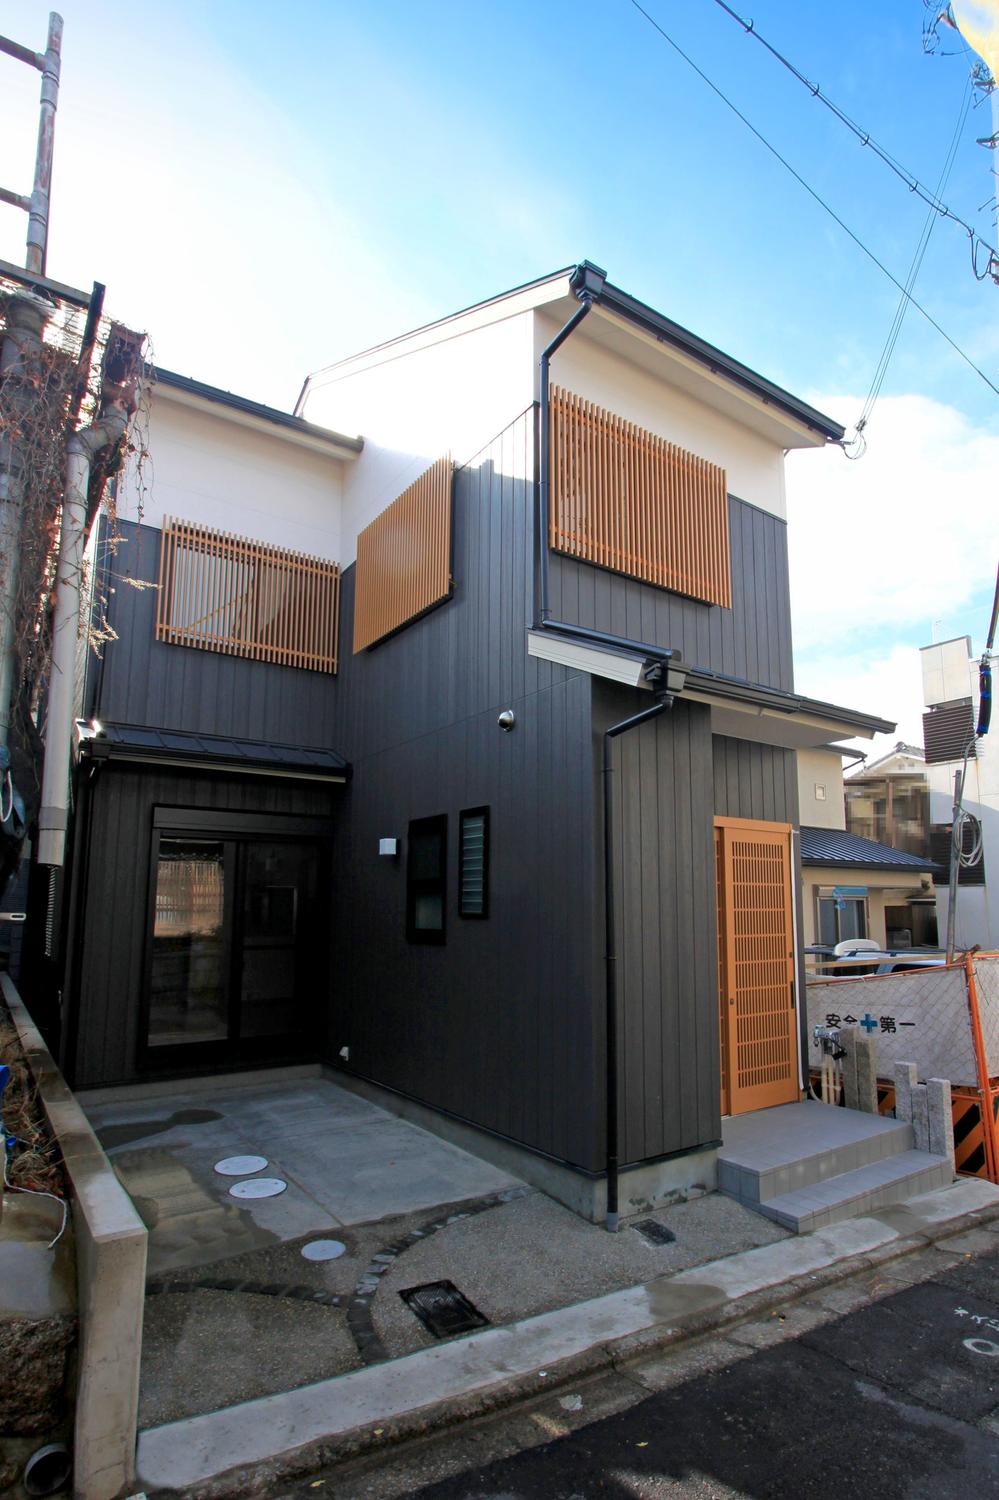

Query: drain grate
[400,1280,490,1338]
[633,1219,676,1247]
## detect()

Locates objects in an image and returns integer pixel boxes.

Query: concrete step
[718,1101,914,1205]
[756,1151,954,1233]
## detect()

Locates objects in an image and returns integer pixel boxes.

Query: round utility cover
[229,1177,287,1200]
[214,1155,269,1176]
[301,1239,346,1261]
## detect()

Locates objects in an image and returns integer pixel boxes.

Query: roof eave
[155,368,363,460]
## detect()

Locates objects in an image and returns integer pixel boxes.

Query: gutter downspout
[37,405,128,868]
[603,689,677,1232]
[535,262,677,668]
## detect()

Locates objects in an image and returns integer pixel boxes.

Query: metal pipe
[26,14,62,277]
[37,409,127,868]
[602,694,675,1231]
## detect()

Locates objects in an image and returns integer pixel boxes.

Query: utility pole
[0,13,63,275]
[945,764,964,962]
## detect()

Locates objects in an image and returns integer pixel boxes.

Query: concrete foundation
[323,1068,718,1223]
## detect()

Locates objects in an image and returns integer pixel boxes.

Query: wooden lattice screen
[353,455,453,652]
[549,386,732,608]
[156,517,341,674]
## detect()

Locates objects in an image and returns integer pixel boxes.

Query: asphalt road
[406,1248,999,1500]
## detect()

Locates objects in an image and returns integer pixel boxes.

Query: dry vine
[0,278,152,824]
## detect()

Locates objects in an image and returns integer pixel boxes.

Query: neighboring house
[798,746,938,950]
[921,636,994,949]
[52,261,894,1220]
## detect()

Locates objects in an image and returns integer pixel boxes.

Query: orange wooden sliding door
[715,817,800,1116]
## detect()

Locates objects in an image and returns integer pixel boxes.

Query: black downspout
[538,292,596,627]
[603,693,675,1231]
[535,262,676,668]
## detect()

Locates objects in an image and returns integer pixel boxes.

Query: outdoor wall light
[378,838,398,857]
[498,709,516,732]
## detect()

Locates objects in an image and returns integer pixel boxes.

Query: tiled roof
[800,826,938,872]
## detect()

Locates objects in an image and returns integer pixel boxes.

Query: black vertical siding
[549,496,794,691]
[594,685,720,1167]
[711,736,799,824]
[90,519,341,747]
[329,412,600,1170]
[71,766,335,1089]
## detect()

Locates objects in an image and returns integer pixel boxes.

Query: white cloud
[787,391,999,762]
[794,641,926,762]
[786,393,999,656]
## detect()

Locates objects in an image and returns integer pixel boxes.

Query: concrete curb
[137,1176,999,1498]
[2,976,148,1500]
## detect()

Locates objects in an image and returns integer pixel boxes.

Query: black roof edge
[800,855,941,873]
[154,368,363,453]
[81,721,351,780]
[586,274,845,443]
[685,666,894,735]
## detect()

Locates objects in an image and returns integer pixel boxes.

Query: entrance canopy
[75,720,350,783]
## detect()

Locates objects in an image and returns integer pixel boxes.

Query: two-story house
[57,262,892,1222]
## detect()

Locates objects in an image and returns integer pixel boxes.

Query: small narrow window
[459,808,489,918]
[407,815,447,943]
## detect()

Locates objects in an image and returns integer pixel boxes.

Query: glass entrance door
[239,842,319,1041]
[146,833,323,1060]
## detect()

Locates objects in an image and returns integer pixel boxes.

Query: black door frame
[138,806,333,1072]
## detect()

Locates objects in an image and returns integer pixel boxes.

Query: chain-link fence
[806,953,999,1182]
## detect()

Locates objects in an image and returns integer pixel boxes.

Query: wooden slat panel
[154,516,340,674]
[352,455,454,652]
[549,386,732,608]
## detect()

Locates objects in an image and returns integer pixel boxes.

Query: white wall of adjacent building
[300,309,535,565]
[797,747,847,831]
[117,392,347,564]
[921,637,997,951]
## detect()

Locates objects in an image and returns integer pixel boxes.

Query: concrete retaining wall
[2,976,147,1500]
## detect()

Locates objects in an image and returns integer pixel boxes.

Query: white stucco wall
[118,394,346,563]
[300,310,535,565]
[535,312,789,519]
[797,748,846,831]
[921,636,974,706]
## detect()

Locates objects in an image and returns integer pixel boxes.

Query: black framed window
[407,815,447,943]
[459,807,489,918]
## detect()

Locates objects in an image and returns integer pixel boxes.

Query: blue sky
[2,0,997,748]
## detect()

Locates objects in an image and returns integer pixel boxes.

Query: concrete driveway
[84,1073,523,1276]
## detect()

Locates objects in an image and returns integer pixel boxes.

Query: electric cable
[2,1138,68,1249]
[847,75,974,456]
[625,0,999,404]
[710,0,998,275]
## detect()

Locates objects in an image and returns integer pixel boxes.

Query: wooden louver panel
[353,455,453,652]
[156,517,340,674]
[549,386,731,608]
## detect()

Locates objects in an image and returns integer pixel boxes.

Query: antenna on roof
[0,13,62,275]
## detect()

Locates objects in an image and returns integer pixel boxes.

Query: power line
[710,0,998,279]
[849,75,974,454]
[625,0,999,404]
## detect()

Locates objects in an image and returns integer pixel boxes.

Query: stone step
[718,1101,914,1205]
[755,1151,954,1234]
